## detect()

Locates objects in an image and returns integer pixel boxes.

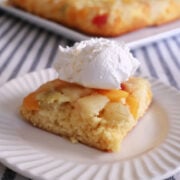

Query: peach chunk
[126,95,139,119]
[23,92,39,111]
[96,89,129,102]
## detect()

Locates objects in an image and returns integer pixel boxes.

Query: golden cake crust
[8,0,180,37]
[20,77,152,152]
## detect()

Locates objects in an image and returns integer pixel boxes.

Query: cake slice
[20,77,152,152]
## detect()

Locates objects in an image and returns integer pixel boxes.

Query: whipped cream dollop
[53,38,140,89]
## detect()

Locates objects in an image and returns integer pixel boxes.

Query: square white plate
[0,0,180,48]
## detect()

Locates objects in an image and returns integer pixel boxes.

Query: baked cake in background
[9,0,180,37]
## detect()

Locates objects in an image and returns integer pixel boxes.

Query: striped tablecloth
[0,10,180,180]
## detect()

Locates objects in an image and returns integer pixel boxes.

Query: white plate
[0,69,180,180]
[0,0,180,48]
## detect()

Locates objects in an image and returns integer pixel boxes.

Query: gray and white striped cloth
[0,10,180,180]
